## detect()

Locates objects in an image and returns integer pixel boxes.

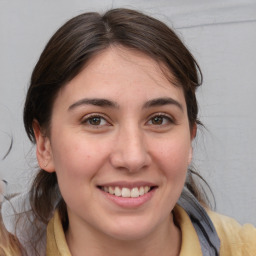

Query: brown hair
[0,201,23,255]
[22,7,206,247]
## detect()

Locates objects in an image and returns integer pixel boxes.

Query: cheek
[149,135,191,214]
[50,133,110,185]
[153,136,191,179]
[50,134,111,207]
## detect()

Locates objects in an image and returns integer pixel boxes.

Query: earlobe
[191,123,197,140]
[188,146,193,165]
[188,123,197,165]
[33,120,55,173]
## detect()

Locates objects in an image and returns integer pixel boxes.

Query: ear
[33,120,55,173]
[188,123,197,165]
[191,123,197,140]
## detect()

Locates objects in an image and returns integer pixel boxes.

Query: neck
[65,214,181,256]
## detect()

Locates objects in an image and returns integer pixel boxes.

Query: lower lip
[100,188,156,208]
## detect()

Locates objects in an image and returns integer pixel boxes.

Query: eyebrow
[68,98,119,110]
[143,97,183,112]
[68,97,183,112]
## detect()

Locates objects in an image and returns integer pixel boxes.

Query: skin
[34,46,196,256]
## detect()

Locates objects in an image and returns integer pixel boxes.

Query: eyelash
[81,114,110,127]
[147,113,174,126]
[81,113,175,129]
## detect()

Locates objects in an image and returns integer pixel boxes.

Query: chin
[105,219,157,241]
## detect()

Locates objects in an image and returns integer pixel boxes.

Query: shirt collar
[46,205,202,256]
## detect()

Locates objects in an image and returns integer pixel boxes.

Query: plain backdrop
[0,0,256,225]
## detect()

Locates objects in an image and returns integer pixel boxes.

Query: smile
[99,186,153,198]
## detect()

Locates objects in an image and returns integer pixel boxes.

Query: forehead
[56,46,185,107]
[83,46,175,86]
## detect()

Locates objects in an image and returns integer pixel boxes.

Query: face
[35,47,195,241]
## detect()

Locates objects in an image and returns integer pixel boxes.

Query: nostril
[109,130,151,172]
[109,151,151,172]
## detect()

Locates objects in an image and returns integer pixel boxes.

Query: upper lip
[98,181,157,189]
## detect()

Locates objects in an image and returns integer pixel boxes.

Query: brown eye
[82,115,108,126]
[89,116,102,125]
[152,116,164,125]
[148,114,173,126]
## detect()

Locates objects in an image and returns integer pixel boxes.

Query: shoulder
[207,210,256,255]
[0,205,22,256]
[1,193,46,255]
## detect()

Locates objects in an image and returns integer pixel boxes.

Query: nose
[109,125,151,172]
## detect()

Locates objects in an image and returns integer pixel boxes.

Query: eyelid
[81,113,112,126]
[146,112,175,125]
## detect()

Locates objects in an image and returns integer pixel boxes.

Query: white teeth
[114,187,122,197]
[131,187,139,198]
[102,186,152,198]
[109,187,114,195]
[139,186,145,196]
[121,188,131,197]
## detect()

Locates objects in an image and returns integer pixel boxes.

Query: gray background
[0,0,256,225]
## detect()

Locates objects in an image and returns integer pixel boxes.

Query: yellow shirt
[207,210,256,255]
[45,205,256,255]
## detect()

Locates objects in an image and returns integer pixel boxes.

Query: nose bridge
[110,122,150,171]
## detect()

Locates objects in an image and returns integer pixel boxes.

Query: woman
[1,8,255,256]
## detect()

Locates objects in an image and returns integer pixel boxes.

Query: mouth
[98,185,156,198]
